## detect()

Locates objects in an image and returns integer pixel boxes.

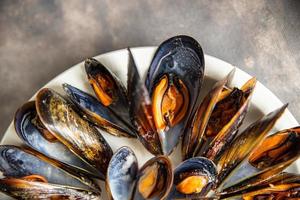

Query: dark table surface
[1,0,300,139]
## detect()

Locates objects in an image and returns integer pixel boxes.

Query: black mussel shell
[63,83,136,138]
[145,35,205,155]
[0,145,99,192]
[85,58,132,127]
[35,88,113,179]
[14,101,102,178]
[0,178,101,200]
[127,49,163,155]
[106,147,138,200]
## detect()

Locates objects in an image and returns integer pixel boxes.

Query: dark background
[1,0,300,138]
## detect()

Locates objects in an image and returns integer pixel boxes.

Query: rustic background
[1,0,300,138]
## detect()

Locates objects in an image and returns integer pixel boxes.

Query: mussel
[240,183,300,200]
[167,157,217,199]
[35,88,113,179]
[182,69,256,162]
[249,126,300,169]
[216,104,288,188]
[219,126,300,198]
[83,58,137,138]
[128,35,204,155]
[14,101,102,178]
[63,83,136,138]
[221,172,300,199]
[106,146,173,200]
[0,145,101,199]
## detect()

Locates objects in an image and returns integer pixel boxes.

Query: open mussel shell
[127,48,163,155]
[133,155,173,200]
[146,35,204,95]
[216,104,288,189]
[248,126,300,170]
[0,178,101,200]
[220,125,300,198]
[14,101,102,178]
[145,35,205,155]
[85,58,133,127]
[201,76,257,162]
[182,68,257,162]
[220,157,298,199]
[220,172,300,199]
[63,83,136,138]
[167,157,217,199]
[35,88,113,179]
[106,146,138,200]
[239,183,300,200]
[182,69,235,160]
[0,145,100,192]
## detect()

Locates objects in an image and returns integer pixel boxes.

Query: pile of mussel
[0,35,299,199]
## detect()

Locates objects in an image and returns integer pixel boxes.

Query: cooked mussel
[106,146,173,200]
[167,157,217,199]
[182,69,256,162]
[220,172,300,199]
[221,172,300,200]
[240,183,300,200]
[127,48,163,155]
[134,155,173,200]
[0,145,101,199]
[216,104,288,188]
[182,69,235,160]
[14,101,103,178]
[85,58,136,135]
[129,35,205,155]
[35,88,113,179]
[63,83,136,137]
[249,126,300,169]
[0,178,101,200]
[220,126,300,198]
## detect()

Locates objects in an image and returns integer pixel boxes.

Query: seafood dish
[0,35,299,199]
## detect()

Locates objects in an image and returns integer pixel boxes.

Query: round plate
[1,47,299,199]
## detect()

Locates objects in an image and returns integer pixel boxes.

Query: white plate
[1,47,299,199]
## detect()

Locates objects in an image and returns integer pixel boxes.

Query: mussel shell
[63,83,136,138]
[221,157,298,198]
[249,126,300,169]
[167,157,217,199]
[14,101,102,178]
[216,104,288,189]
[35,88,113,179]
[222,124,299,190]
[182,69,235,160]
[127,48,163,155]
[106,147,138,200]
[85,58,132,125]
[237,183,300,200]
[133,155,173,200]
[202,77,256,162]
[220,172,299,199]
[0,145,99,191]
[0,178,101,200]
[145,35,205,155]
[146,35,204,95]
